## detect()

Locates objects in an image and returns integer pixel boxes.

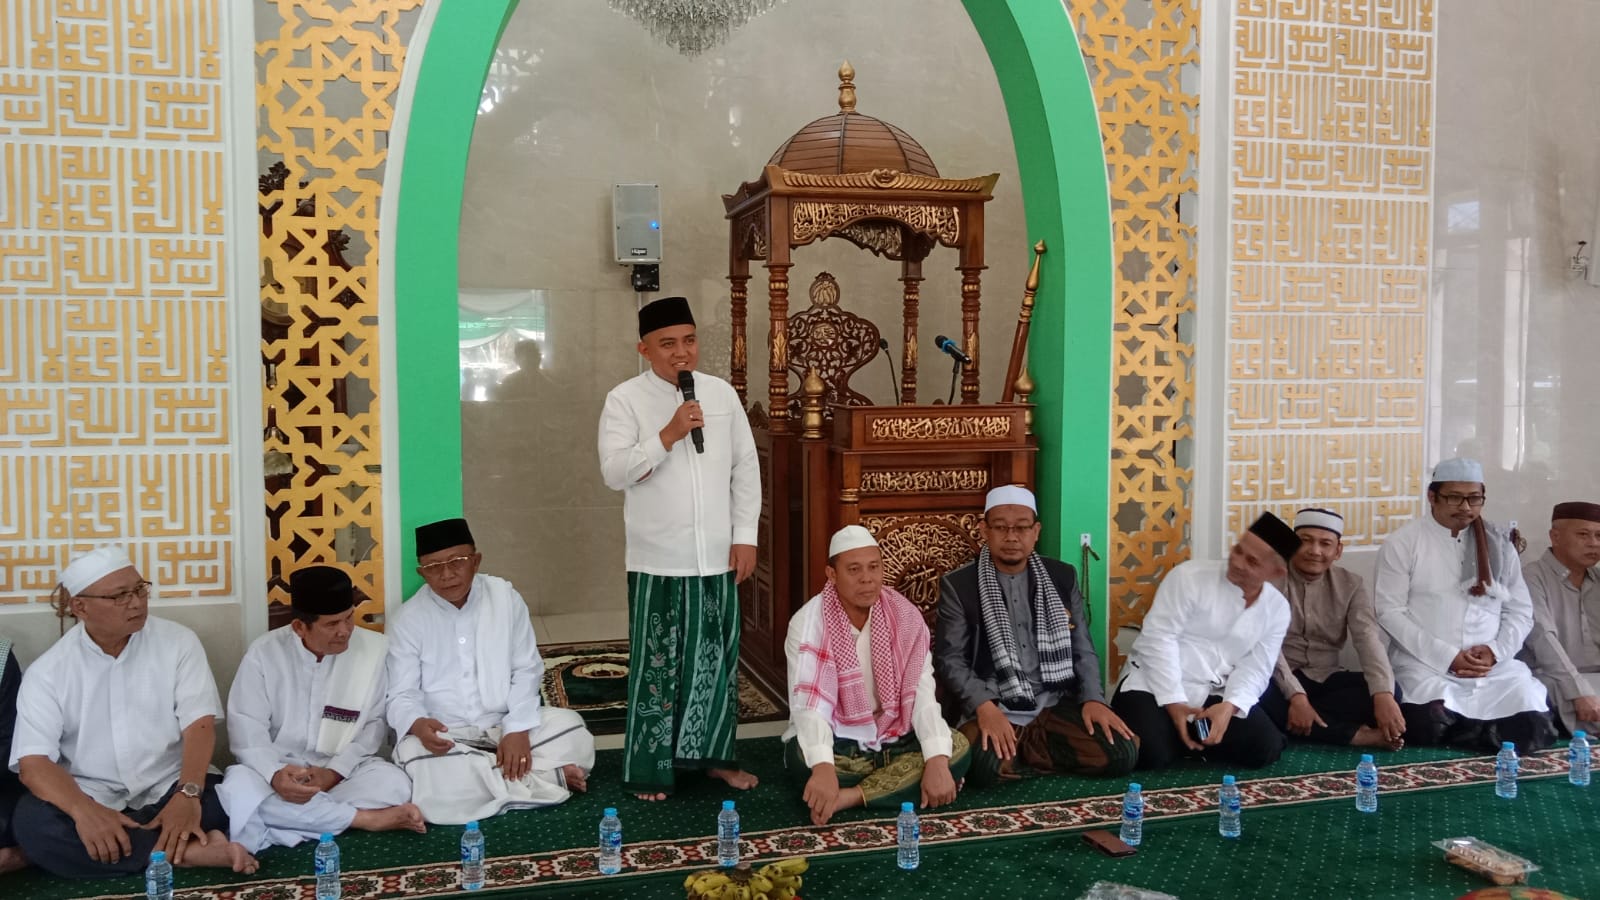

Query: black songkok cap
[416,517,475,558]
[1553,501,1600,525]
[1249,512,1301,565]
[638,296,695,338]
[290,565,355,617]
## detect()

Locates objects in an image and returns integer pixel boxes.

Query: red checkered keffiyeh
[792,580,929,743]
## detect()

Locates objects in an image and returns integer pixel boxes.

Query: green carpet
[539,641,785,735]
[3,740,1592,899]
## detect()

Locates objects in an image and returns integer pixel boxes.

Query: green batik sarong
[623,571,741,793]
[782,729,971,810]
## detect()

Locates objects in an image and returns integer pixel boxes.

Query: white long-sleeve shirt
[598,369,760,576]
[9,617,222,809]
[1119,560,1289,716]
[782,595,953,768]
[1374,514,1546,719]
[385,574,544,737]
[228,626,390,783]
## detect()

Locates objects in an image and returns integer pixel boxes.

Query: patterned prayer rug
[538,640,785,735]
[21,747,1589,900]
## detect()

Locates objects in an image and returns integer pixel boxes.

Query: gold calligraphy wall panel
[0,0,233,604]
[257,1,423,625]
[1069,0,1200,674]
[1227,0,1434,545]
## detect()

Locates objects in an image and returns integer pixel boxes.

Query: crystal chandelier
[609,0,786,57]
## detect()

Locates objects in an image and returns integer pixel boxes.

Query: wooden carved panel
[861,513,982,624]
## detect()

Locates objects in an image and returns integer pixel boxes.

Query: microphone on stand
[934,334,972,365]
[877,338,900,404]
[676,370,705,453]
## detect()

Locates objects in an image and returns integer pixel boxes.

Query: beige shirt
[1272,565,1394,698]
[1518,550,1600,705]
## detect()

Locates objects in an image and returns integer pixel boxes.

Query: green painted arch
[388,0,1113,647]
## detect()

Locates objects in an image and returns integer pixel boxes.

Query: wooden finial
[1014,368,1036,436]
[838,61,857,113]
[801,367,827,438]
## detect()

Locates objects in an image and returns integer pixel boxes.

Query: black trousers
[1111,689,1286,771]
[0,780,20,850]
[1399,700,1556,754]
[1260,670,1381,746]
[14,774,227,879]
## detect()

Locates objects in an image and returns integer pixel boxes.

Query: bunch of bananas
[682,857,808,900]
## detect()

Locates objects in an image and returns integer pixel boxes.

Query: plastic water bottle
[145,850,173,900]
[460,820,485,890]
[598,807,623,874]
[1570,730,1591,787]
[314,833,340,900]
[896,801,920,870]
[1495,741,1519,799]
[717,800,740,867]
[1119,782,1144,847]
[1218,774,1241,838]
[1355,754,1378,813]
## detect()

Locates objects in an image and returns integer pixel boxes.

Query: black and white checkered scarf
[976,546,1075,708]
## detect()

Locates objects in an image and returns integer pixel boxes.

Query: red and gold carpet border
[85,749,1580,899]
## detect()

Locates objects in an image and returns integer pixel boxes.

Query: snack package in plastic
[1431,836,1540,885]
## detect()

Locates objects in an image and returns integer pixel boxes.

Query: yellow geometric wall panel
[1227,0,1434,544]
[0,0,233,603]
[257,0,422,626]
[1070,0,1199,672]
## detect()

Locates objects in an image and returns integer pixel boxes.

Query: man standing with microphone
[599,296,762,800]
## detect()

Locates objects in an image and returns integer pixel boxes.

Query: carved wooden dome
[766,62,939,177]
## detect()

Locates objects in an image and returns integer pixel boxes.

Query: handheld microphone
[877,338,900,404]
[676,370,705,454]
[935,334,972,365]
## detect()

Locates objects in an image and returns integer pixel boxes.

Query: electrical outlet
[1080,532,1092,548]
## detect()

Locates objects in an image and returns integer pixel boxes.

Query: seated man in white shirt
[783,526,970,826]
[1111,514,1298,770]
[387,518,596,825]
[218,565,424,853]
[10,547,258,878]
[1375,458,1554,752]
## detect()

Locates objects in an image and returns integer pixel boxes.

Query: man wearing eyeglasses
[1518,501,1600,737]
[385,518,595,824]
[1373,458,1554,752]
[8,546,259,878]
[934,486,1139,784]
[218,565,424,852]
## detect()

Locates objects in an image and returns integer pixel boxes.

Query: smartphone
[1189,716,1210,743]
[1083,830,1138,857]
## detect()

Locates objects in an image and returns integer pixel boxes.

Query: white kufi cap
[984,485,1037,514]
[828,525,879,558]
[60,545,136,595]
[1432,457,1484,483]
[1293,508,1344,536]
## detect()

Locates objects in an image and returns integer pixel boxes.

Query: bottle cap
[604,807,618,817]
[466,820,480,830]
[722,800,735,811]
[150,851,166,863]
[320,832,334,842]
[1128,782,1141,792]
[1502,741,1515,751]
[901,801,914,812]
[1576,730,1588,740]
[1360,754,1374,764]
[1222,774,1236,785]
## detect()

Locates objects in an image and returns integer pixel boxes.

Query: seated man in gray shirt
[935,486,1138,785]
[1518,501,1600,736]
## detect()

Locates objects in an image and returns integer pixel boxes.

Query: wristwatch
[179,781,203,799]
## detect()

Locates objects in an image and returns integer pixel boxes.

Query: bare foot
[561,764,588,792]
[0,846,28,874]
[708,768,759,790]
[634,792,669,801]
[1352,725,1405,751]
[176,830,259,874]
[352,803,428,834]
